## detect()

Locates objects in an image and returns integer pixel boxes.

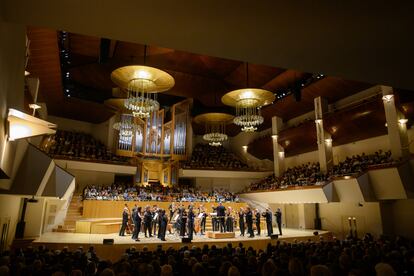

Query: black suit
[216,205,226,232]
[119,210,128,236]
[239,212,245,236]
[246,210,254,237]
[132,209,141,240]
[159,213,168,241]
[275,210,282,235]
[187,209,195,240]
[144,210,153,237]
[255,212,261,235]
[200,212,207,234]
[263,211,273,236]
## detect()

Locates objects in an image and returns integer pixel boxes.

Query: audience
[2,234,413,275]
[40,130,129,164]
[83,183,239,203]
[183,144,248,170]
[247,150,395,192]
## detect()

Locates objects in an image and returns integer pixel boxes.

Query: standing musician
[200,206,207,235]
[225,207,234,232]
[144,206,153,238]
[179,207,187,237]
[238,207,245,236]
[159,209,168,241]
[216,202,226,232]
[132,206,142,241]
[255,209,261,236]
[168,203,175,222]
[152,205,159,237]
[275,208,283,235]
[246,207,254,238]
[263,208,273,236]
[211,204,218,231]
[119,207,129,236]
[187,206,195,240]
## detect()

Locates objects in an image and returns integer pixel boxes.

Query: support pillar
[271,116,285,177]
[314,97,333,174]
[381,86,410,160]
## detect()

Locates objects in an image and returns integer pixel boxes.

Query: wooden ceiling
[27,27,373,128]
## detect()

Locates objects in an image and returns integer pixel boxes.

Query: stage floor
[32,228,331,261]
[35,227,330,245]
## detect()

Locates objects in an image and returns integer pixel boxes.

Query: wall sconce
[271,134,278,140]
[382,94,394,103]
[398,118,408,125]
[242,145,248,151]
[278,151,285,158]
[7,108,56,141]
[315,119,322,124]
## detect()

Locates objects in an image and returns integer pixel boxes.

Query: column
[381,86,410,159]
[271,116,285,177]
[314,97,333,174]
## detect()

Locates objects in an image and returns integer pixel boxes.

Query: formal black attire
[255,212,261,235]
[226,213,234,232]
[180,209,187,237]
[275,210,282,235]
[159,213,168,241]
[132,209,141,240]
[144,210,153,237]
[119,210,128,236]
[239,212,245,236]
[246,210,254,237]
[263,210,273,236]
[200,212,207,234]
[187,209,195,240]
[216,205,226,232]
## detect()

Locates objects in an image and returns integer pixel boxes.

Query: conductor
[216,202,226,232]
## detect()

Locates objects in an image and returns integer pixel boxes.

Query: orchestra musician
[200,206,207,235]
[132,206,142,241]
[187,206,195,240]
[168,203,175,222]
[245,207,254,238]
[179,207,187,237]
[225,207,234,232]
[159,209,168,241]
[216,202,226,232]
[263,208,273,236]
[255,209,261,236]
[144,206,153,238]
[275,208,283,235]
[238,207,245,236]
[152,205,159,237]
[119,206,129,236]
[211,204,218,231]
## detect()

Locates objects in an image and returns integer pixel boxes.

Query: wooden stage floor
[33,228,331,261]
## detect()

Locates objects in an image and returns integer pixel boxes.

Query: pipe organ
[115,99,192,186]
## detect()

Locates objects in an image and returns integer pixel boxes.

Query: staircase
[53,193,83,233]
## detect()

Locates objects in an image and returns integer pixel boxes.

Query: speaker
[182,237,192,243]
[313,231,319,236]
[103,239,114,245]
[270,234,278,240]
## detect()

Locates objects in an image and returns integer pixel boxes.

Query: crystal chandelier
[113,114,141,138]
[221,63,275,132]
[194,113,234,147]
[111,46,175,119]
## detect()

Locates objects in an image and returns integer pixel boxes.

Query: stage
[32,228,332,261]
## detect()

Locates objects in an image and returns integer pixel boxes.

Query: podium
[206,231,235,239]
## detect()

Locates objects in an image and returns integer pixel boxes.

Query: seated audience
[183,144,248,170]
[2,235,412,275]
[82,183,240,203]
[40,130,129,164]
[246,150,394,192]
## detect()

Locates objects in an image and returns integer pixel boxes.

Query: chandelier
[221,63,275,132]
[112,114,141,138]
[222,88,274,132]
[194,113,234,146]
[111,47,175,119]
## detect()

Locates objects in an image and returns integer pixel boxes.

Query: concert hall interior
[1,2,414,275]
